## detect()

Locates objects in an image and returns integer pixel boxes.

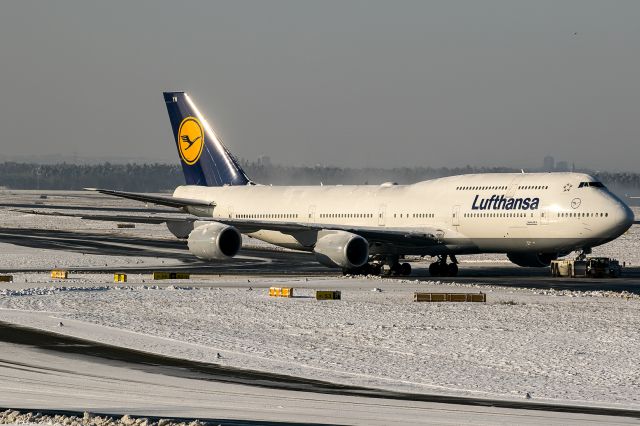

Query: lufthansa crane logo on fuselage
[571,198,581,209]
[178,116,204,165]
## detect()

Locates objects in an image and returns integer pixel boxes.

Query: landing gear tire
[390,262,401,276]
[380,262,406,276]
[361,263,373,276]
[371,263,382,276]
[428,256,458,277]
[375,256,412,277]
[429,262,441,277]
[399,262,411,276]
[447,263,458,277]
[343,263,376,276]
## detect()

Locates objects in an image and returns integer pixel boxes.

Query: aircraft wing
[11,207,455,248]
[84,188,215,209]
[14,183,462,247]
[11,209,192,224]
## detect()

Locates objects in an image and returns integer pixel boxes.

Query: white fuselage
[174,172,634,256]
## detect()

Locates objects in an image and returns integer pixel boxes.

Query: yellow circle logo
[177,117,204,165]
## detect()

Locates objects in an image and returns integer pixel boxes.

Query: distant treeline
[0,162,183,192]
[0,162,639,195]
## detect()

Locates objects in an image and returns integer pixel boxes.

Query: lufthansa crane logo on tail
[177,117,204,165]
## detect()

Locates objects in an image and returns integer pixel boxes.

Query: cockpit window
[578,181,605,188]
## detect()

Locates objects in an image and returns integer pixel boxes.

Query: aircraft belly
[247,230,310,251]
[461,220,600,253]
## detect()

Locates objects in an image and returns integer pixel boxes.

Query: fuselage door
[452,205,460,226]
[308,205,316,223]
[378,205,386,226]
[228,205,234,219]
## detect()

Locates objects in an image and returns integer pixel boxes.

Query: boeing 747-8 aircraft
[83,92,634,276]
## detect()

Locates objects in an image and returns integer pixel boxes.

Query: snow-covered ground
[1,277,639,409]
[3,342,629,426]
[0,241,187,271]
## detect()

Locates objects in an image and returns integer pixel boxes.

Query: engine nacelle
[507,252,558,267]
[166,220,195,239]
[187,222,242,260]
[313,231,369,269]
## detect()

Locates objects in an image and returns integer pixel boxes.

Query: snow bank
[0,409,205,426]
[0,285,110,297]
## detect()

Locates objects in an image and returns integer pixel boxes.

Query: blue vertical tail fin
[163,92,251,186]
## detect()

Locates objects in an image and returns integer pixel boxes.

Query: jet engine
[313,231,369,269]
[507,252,558,267]
[187,222,242,260]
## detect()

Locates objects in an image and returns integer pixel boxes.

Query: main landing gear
[343,256,412,276]
[380,260,412,277]
[428,255,458,277]
[576,247,592,261]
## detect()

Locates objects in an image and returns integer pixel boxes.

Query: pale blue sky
[0,1,639,171]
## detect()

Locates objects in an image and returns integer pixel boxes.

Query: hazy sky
[1,1,639,171]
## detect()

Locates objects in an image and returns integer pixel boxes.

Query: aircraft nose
[613,201,634,234]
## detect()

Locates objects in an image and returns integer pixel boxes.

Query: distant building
[543,155,555,172]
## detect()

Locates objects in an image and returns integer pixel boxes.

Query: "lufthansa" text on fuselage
[471,194,540,210]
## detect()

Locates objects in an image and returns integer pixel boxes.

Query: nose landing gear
[428,255,458,277]
[576,247,592,260]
